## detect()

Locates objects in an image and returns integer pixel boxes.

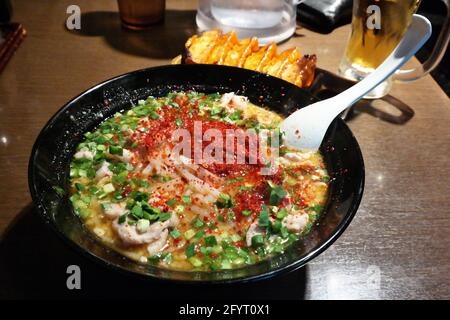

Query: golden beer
[339,0,450,98]
[339,0,422,97]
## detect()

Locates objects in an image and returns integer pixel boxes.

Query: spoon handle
[333,14,432,113]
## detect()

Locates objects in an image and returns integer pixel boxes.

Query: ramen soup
[69,91,329,271]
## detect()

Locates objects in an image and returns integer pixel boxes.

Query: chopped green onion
[166,198,177,206]
[69,168,78,178]
[129,191,149,202]
[142,211,158,221]
[181,195,191,204]
[258,205,270,227]
[112,174,126,184]
[113,190,124,200]
[174,205,185,213]
[162,252,173,264]
[204,236,217,246]
[211,245,223,254]
[81,195,91,204]
[158,212,172,222]
[70,193,80,203]
[78,169,87,177]
[147,252,171,265]
[184,229,196,240]
[78,208,92,219]
[207,222,217,230]
[276,207,289,220]
[136,219,150,233]
[215,193,234,208]
[200,246,212,255]
[232,257,245,265]
[225,177,244,184]
[130,141,139,149]
[175,117,183,127]
[109,145,123,156]
[268,181,287,205]
[242,209,252,216]
[88,186,100,194]
[96,144,106,151]
[239,184,254,192]
[194,230,206,239]
[118,214,127,224]
[280,226,289,238]
[149,111,160,119]
[186,243,196,258]
[251,235,264,248]
[142,203,160,215]
[188,256,202,267]
[221,259,232,269]
[131,205,143,219]
[170,228,181,239]
[75,183,85,191]
[102,183,115,194]
[97,192,108,200]
[86,168,96,179]
[309,204,324,214]
[73,200,87,210]
[271,220,282,233]
[229,110,242,121]
[191,217,205,229]
[230,234,241,242]
[52,185,66,196]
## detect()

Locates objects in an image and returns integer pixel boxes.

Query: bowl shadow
[0,204,307,300]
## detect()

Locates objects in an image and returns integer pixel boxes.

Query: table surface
[1,0,449,300]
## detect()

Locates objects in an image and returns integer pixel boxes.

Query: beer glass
[339,0,450,98]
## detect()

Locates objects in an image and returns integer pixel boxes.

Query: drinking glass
[196,0,302,44]
[117,0,165,30]
[338,0,450,98]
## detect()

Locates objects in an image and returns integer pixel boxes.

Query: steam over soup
[69,91,329,271]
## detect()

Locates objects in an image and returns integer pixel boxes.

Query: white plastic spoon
[280,14,432,150]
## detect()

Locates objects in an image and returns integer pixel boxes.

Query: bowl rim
[28,64,365,284]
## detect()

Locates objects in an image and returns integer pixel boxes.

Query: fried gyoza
[174,30,317,88]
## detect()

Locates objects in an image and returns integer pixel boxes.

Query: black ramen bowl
[28,64,364,283]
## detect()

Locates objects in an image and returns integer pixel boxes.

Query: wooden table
[0,0,449,300]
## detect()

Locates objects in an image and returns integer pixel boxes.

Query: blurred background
[0,0,448,95]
